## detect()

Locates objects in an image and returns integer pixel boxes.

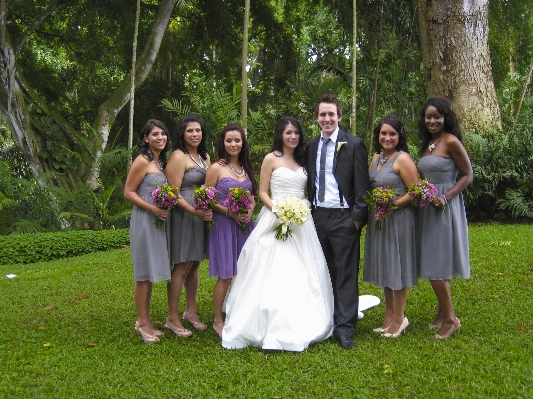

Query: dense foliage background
[1,0,532,235]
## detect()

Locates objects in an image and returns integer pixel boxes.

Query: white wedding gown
[222,167,334,351]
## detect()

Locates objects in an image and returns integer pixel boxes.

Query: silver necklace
[428,134,443,152]
[189,154,207,171]
[154,158,164,171]
[228,162,245,178]
[379,152,389,165]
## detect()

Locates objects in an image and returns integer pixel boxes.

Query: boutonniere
[336,141,347,154]
[335,141,347,162]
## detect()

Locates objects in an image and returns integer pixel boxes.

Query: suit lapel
[333,130,346,173]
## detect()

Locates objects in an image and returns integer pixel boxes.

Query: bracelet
[441,195,448,205]
[225,208,229,217]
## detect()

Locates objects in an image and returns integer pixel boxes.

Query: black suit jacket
[306,128,369,224]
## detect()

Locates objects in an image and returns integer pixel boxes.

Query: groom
[307,93,369,349]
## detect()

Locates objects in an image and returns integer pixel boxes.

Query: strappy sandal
[164,317,192,337]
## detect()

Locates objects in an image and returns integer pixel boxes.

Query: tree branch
[93,0,177,148]
[14,0,76,53]
[15,70,80,147]
[0,0,6,47]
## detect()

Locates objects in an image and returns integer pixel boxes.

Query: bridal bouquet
[224,186,254,232]
[364,186,397,231]
[407,179,444,211]
[272,197,310,241]
[151,184,181,228]
[193,184,217,228]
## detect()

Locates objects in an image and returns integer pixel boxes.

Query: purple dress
[208,177,255,279]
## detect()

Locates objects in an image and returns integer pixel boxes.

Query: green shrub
[0,229,130,265]
[464,122,533,218]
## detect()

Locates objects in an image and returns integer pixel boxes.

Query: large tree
[417,0,502,132]
[0,0,178,189]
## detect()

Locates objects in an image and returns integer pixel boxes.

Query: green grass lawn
[1,223,532,398]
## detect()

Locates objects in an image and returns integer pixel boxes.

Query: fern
[9,219,46,235]
[160,99,192,121]
[0,192,15,211]
[496,189,533,218]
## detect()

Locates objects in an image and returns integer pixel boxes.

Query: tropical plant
[54,147,132,230]
[0,161,62,235]
[464,119,533,219]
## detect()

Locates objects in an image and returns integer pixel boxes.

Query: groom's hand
[353,221,361,230]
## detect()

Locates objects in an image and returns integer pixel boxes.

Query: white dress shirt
[314,128,349,208]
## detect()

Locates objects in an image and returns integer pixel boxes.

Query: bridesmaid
[165,114,212,336]
[205,124,256,338]
[417,97,473,340]
[124,119,172,344]
[363,115,418,338]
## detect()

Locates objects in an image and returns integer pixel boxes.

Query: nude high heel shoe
[382,317,409,338]
[373,322,392,333]
[425,320,442,330]
[164,317,193,337]
[431,318,461,340]
[135,321,160,344]
[183,311,207,331]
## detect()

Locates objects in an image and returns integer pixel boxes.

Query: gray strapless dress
[167,166,208,263]
[417,156,470,280]
[129,172,171,282]
[363,153,418,290]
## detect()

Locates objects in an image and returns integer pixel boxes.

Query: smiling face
[316,102,341,137]
[183,121,203,149]
[224,130,243,157]
[424,105,445,136]
[145,126,167,153]
[282,123,300,151]
[378,124,399,152]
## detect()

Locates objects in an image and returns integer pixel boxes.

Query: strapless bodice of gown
[270,167,307,201]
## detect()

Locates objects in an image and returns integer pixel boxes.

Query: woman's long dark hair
[173,114,208,160]
[372,115,409,154]
[216,124,257,195]
[270,116,307,167]
[418,96,463,156]
[137,119,172,168]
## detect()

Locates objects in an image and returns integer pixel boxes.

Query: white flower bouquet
[272,197,310,241]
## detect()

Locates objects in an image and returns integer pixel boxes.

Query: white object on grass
[357,294,381,319]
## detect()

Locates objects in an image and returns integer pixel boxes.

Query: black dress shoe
[335,334,355,349]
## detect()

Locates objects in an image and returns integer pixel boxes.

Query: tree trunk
[417,0,501,133]
[128,0,141,172]
[241,0,250,130]
[0,0,77,189]
[367,0,384,149]
[350,0,357,136]
[514,60,533,122]
[92,0,176,178]
[0,0,177,190]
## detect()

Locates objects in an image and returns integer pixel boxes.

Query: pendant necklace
[428,134,444,153]
[189,154,208,171]
[228,162,245,178]
[379,152,389,166]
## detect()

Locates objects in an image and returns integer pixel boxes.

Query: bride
[222,116,334,351]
